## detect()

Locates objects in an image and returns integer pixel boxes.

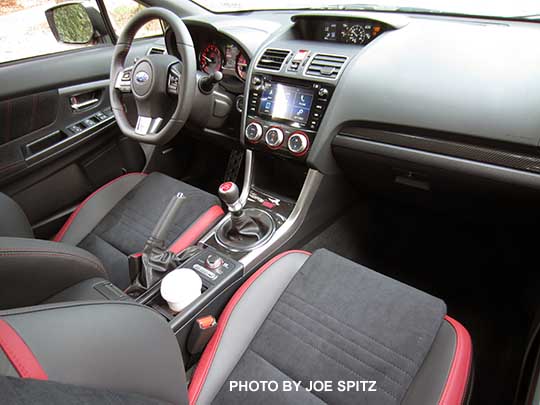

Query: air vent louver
[306,54,347,79]
[256,48,290,71]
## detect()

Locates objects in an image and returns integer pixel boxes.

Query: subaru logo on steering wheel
[135,71,149,83]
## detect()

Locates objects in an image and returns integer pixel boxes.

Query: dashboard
[159,9,540,193]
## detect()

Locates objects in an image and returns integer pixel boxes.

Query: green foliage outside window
[53,4,93,43]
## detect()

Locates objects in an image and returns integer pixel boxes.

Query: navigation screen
[258,83,313,125]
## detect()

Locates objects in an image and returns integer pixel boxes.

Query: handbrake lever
[145,192,186,251]
[139,192,186,288]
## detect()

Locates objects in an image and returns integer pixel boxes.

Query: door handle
[71,98,99,111]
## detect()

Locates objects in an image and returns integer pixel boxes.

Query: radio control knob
[265,127,284,149]
[288,132,309,156]
[251,76,262,86]
[318,87,329,98]
[245,122,263,142]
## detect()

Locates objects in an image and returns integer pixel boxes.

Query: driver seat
[0,172,224,302]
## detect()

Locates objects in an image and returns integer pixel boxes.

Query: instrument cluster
[199,42,249,81]
[165,26,249,86]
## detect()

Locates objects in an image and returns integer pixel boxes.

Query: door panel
[0,79,116,184]
[15,164,91,226]
[0,39,162,238]
[0,90,58,147]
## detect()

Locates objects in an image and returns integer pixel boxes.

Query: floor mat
[303,199,535,405]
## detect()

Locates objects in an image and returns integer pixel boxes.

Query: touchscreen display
[258,83,314,124]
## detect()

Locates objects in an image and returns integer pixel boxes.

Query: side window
[0,0,102,64]
[102,0,163,38]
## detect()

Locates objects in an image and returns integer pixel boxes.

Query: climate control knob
[288,132,309,156]
[265,127,284,149]
[245,122,263,142]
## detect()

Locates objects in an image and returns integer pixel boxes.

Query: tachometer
[346,25,367,45]
[200,44,223,74]
[236,53,248,81]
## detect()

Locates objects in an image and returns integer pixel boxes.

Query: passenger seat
[190,249,472,405]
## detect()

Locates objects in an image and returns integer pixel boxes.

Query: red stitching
[0,251,107,276]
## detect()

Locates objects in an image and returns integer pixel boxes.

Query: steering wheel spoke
[135,116,163,135]
[115,66,134,93]
[167,64,181,95]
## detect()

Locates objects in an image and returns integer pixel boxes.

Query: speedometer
[200,44,223,74]
[346,25,367,45]
[236,53,248,81]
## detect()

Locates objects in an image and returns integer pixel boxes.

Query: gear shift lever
[218,182,265,243]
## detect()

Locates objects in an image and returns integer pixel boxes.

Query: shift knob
[219,182,242,213]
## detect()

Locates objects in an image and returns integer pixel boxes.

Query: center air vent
[305,54,347,79]
[256,48,290,71]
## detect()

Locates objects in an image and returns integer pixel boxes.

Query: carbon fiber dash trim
[338,127,540,174]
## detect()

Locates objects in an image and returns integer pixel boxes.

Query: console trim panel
[199,158,324,274]
[239,168,323,270]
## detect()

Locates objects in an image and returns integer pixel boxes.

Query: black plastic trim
[333,134,540,190]
[339,127,540,175]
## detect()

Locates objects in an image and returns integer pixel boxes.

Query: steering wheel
[110,8,196,145]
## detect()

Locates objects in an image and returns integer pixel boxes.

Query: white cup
[160,268,202,312]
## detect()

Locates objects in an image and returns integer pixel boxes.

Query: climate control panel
[243,74,333,160]
[245,119,314,158]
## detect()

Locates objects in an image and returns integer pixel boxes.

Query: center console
[244,74,334,159]
[136,246,244,322]
[127,41,352,365]
[126,149,325,363]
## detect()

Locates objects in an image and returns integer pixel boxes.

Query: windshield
[191,0,540,19]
